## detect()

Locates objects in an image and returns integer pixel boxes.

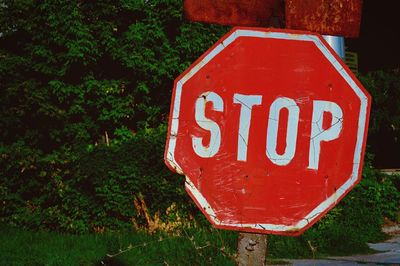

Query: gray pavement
[271,234,400,265]
[328,236,400,265]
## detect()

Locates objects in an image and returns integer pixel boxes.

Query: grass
[0,222,386,265]
[0,224,238,266]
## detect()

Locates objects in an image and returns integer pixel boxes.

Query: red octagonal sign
[164,27,371,235]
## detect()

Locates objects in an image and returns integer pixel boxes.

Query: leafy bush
[0,125,197,233]
[0,0,228,151]
[0,0,227,233]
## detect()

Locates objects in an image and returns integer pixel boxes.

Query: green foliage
[0,0,227,232]
[0,0,228,150]
[0,125,196,233]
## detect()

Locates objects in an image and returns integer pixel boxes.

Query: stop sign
[164,27,371,235]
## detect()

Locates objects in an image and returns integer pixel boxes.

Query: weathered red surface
[286,0,362,37]
[184,0,284,27]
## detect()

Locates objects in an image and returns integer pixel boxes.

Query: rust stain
[286,0,363,38]
[184,0,284,27]
[287,227,301,232]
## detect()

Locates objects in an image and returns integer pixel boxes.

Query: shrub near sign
[165,27,371,235]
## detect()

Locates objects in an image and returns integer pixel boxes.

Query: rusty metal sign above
[164,27,371,235]
[184,0,362,38]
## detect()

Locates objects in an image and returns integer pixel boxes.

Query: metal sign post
[237,233,267,265]
[323,35,346,60]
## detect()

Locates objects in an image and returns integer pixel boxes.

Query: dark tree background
[0,0,228,149]
[0,0,228,232]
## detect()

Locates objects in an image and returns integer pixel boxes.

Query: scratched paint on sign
[164,27,371,236]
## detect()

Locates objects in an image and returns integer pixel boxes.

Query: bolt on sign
[164,27,371,235]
